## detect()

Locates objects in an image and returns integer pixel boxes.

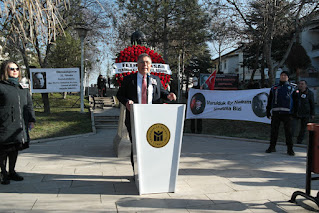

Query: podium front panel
[131,104,185,194]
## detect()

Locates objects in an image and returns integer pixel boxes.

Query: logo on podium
[146,123,170,148]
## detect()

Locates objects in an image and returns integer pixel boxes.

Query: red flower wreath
[114,45,171,89]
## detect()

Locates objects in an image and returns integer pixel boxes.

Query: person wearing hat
[265,71,296,156]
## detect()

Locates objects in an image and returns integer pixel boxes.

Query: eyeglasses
[9,67,19,71]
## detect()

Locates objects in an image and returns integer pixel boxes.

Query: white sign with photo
[30,68,80,93]
[186,88,271,124]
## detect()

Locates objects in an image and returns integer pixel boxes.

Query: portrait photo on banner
[32,72,47,89]
[252,92,269,118]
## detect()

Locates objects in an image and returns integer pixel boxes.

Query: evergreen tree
[115,0,210,69]
[286,43,311,81]
[48,32,81,68]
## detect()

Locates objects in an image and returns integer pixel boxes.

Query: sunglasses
[9,67,19,71]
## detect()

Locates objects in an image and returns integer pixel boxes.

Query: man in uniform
[266,71,296,156]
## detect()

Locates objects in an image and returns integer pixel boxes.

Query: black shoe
[1,173,10,185]
[265,147,276,153]
[287,149,295,156]
[8,172,24,181]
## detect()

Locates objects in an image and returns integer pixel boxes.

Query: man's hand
[28,122,35,130]
[126,100,134,111]
[167,93,176,101]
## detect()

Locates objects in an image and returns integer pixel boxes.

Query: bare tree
[223,0,318,85]
[0,0,112,113]
[204,1,242,73]
[0,0,68,46]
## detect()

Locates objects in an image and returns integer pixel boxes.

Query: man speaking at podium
[116,53,176,171]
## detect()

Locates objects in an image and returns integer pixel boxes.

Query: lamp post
[75,27,89,113]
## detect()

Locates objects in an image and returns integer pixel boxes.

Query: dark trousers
[191,119,202,134]
[292,117,309,144]
[0,149,18,175]
[270,114,293,149]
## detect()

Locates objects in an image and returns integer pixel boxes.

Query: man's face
[35,73,45,87]
[258,94,268,112]
[298,81,307,91]
[137,56,152,76]
[280,73,288,82]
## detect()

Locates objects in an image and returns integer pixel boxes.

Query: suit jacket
[116,73,170,133]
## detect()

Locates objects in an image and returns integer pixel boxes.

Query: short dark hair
[280,71,289,77]
[299,80,307,85]
[137,53,152,63]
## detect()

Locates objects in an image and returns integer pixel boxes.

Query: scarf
[7,77,20,86]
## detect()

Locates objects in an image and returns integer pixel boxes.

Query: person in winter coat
[0,61,36,185]
[97,75,107,97]
[292,80,315,144]
[265,71,296,156]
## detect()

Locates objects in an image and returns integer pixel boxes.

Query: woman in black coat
[0,61,36,185]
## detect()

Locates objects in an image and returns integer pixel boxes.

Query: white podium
[130,104,186,195]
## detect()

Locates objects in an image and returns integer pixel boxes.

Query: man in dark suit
[116,53,176,170]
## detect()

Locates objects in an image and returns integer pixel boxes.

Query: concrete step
[95,120,118,125]
[95,124,118,129]
[91,97,115,108]
[94,116,119,120]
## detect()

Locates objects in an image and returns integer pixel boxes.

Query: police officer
[266,71,296,156]
[292,80,315,144]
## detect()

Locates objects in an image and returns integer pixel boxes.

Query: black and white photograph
[252,92,269,117]
[32,72,46,89]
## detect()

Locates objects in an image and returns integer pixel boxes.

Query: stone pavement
[1,129,319,212]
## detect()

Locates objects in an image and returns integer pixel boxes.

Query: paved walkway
[1,122,319,212]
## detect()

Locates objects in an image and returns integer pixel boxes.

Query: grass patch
[184,119,272,140]
[29,93,92,140]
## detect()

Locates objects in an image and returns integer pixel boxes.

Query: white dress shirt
[137,72,153,104]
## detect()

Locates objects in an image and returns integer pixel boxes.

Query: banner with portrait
[186,88,271,124]
[30,68,80,93]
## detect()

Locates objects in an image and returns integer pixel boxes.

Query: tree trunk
[261,58,266,87]
[296,68,301,82]
[249,43,261,83]
[261,67,265,87]
[163,0,169,63]
[19,45,30,79]
[218,43,222,73]
[40,94,50,113]
[264,31,274,86]
[36,40,53,114]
